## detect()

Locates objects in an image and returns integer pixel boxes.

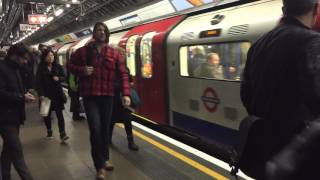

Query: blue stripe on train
[172,111,238,146]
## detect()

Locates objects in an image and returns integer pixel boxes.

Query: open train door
[119,16,184,125]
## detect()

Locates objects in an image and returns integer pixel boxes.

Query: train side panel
[166,0,283,145]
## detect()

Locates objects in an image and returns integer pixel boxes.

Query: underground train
[49,0,299,158]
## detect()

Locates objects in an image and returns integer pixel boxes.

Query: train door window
[140,32,157,78]
[126,35,139,76]
[179,42,251,81]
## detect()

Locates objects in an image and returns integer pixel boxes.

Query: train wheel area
[1,101,252,180]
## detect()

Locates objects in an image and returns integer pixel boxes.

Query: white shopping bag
[40,97,51,117]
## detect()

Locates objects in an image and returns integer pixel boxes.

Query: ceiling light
[47,16,54,22]
[66,4,71,8]
[54,9,64,16]
[72,0,78,3]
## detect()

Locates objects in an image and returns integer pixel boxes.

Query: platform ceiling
[0,0,161,46]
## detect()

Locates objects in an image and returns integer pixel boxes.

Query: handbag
[130,88,141,108]
[40,97,51,117]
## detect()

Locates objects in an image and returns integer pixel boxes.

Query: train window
[179,42,251,81]
[140,32,157,78]
[126,35,139,76]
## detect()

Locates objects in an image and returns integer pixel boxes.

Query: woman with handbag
[36,49,69,142]
[109,67,139,151]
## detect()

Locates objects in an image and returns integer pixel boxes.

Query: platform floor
[5,103,245,180]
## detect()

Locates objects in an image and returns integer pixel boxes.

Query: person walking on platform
[241,0,320,179]
[109,67,139,151]
[35,49,69,142]
[0,43,35,180]
[67,71,86,121]
[67,22,131,180]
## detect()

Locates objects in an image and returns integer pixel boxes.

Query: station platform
[6,102,249,180]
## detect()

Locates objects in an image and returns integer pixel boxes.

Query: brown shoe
[96,169,106,180]
[105,160,114,171]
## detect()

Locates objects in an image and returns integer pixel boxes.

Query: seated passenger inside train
[193,53,227,79]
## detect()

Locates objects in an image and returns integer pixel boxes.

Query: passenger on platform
[35,49,69,142]
[20,55,35,91]
[193,53,224,79]
[109,67,139,151]
[0,43,35,180]
[34,44,47,68]
[67,71,86,121]
[38,44,47,55]
[241,0,320,179]
[67,22,131,180]
[30,48,40,76]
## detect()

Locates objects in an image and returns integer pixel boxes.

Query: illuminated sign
[28,14,47,25]
[119,15,140,26]
[170,0,240,11]
[63,35,73,42]
[74,29,92,38]
[56,34,75,43]
[171,0,213,11]
[199,29,221,38]
[19,24,39,31]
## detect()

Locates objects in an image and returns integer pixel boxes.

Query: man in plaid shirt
[67,22,131,180]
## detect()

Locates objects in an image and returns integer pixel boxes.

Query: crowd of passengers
[2,0,320,179]
[0,22,139,180]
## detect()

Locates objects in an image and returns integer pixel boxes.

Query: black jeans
[0,125,33,180]
[69,90,82,118]
[109,110,133,141]
[44,109,66,136]
[83,96,113,170]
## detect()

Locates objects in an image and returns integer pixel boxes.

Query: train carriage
[166,0,283,147]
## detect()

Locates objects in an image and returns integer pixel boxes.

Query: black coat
[112,71,133,123]
[36,63,66,111]
[0,60,26,125]
[241,17,320,162]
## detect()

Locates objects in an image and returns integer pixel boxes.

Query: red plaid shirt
[67,44,130,97]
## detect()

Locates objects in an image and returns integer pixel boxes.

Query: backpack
[68,73,78,92]
[230,115,266,179]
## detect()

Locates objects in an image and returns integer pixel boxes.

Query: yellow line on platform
[116,124,229,180]
[131,113,157,124]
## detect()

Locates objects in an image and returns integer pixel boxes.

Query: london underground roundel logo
[201,87,220,112]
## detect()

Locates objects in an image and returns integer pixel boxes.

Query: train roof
[168,0,282,45]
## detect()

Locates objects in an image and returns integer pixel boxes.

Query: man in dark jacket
[241,0,320,179]
[0,43,35,180]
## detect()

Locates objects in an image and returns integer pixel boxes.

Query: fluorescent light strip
[55,9,64,16]
[131,121,254,180]
[47,16,54,22]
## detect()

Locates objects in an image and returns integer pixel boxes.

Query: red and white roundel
[201,87,220,112]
